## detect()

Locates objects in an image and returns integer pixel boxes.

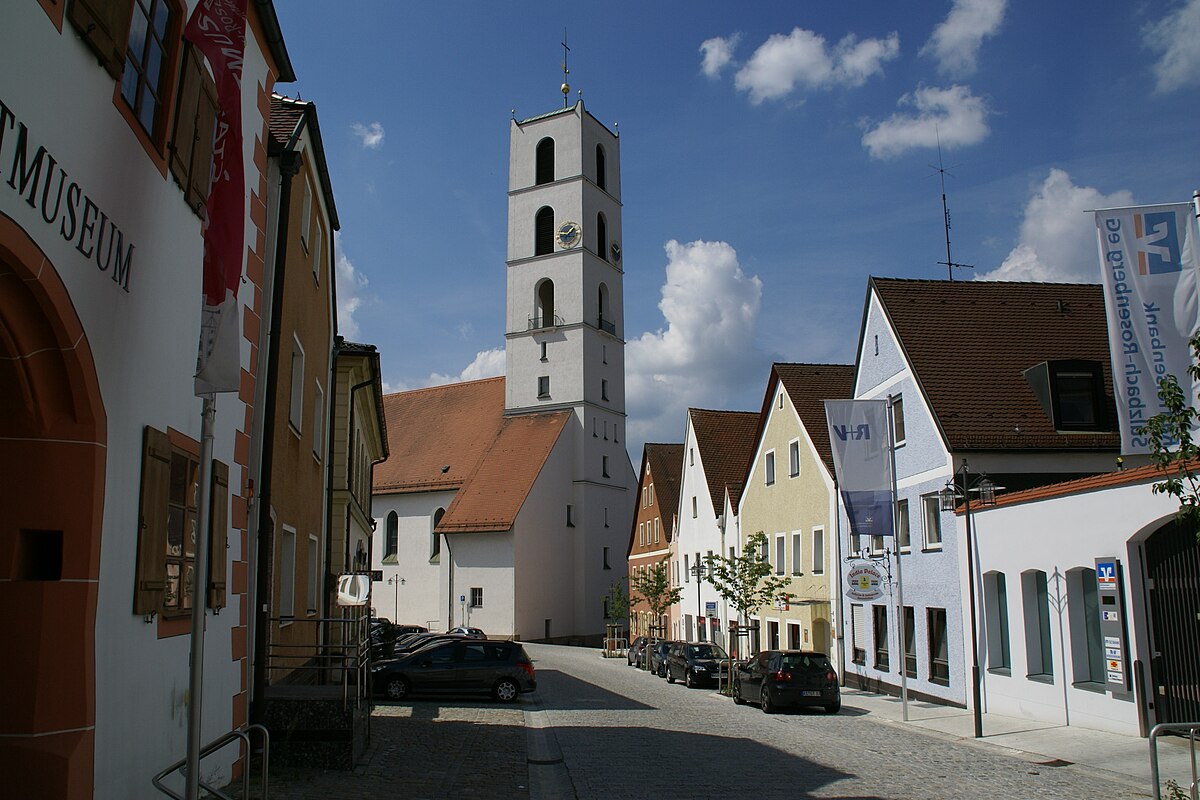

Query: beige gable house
[738,363,854,671]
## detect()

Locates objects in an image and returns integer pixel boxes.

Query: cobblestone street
[260,643,1158,799]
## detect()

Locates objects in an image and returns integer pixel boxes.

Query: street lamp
[387,575,405,622]
[939,460,996,739]
[690,562,707,641]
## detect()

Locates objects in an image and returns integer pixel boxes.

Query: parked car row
[629,641,842,715]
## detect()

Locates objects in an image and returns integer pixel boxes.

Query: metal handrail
[527,314,564,330]
[265,614,370,710]
[152,723,269,800]
[1150,722,1199,800]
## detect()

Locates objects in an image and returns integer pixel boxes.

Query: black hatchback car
[733,650,840,714]
[665,642,729,688]
[372,639,536,702]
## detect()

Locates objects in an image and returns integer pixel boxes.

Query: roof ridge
[383,375,504,400]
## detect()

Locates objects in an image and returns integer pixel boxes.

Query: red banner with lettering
[187,0,247,395]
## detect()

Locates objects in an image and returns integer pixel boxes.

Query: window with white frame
[648,484,655,506]
[470,587,483,608]
[639,522,645,545]
[764,450,775,485]
[654,517,660,543]
[312,381,325,459]
[288,336,304,431]
[306,535,318,614]
[775,534,785,575]
[311,220,323,283]
[791,532,802,576]
[280,526,296,619]
[684,554,690,582]
[851,603,866,665]
[921,493,942,549]
[812,528,824,574]
[890,394,906,445]
[896,498,910,551]
[788,439,800,477]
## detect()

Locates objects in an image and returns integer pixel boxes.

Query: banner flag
[1095,202,1200,453]
[824,399,894,538]
[187,0,248,395]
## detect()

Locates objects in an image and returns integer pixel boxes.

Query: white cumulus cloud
[733,27,899,104]
[334,233,369,338]
[1144,0,1200,93]
[700,34,740,78]
[351,121,385,150]
[861,84,988,159]
[976,169,1134,283]
[420,348,506,389]
[921,0,1007,78]
[625,239,768,449]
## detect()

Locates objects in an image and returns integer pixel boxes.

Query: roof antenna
[560,31,571,108]
[930,127,973,281]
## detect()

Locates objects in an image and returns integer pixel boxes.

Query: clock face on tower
[557,221,580,249]
[610,242,621,262]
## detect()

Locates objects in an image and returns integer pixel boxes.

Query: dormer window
[1023,359,1107,432]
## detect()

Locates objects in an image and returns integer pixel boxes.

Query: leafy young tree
[630,558,681,643]
[1139,329,1200,542]
[704,531,793,631]
[603,580,630,627]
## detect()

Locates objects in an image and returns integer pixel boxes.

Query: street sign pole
[887,396,909,722]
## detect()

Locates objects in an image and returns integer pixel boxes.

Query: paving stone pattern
[254,643,1150,799]
[260,702,529,799]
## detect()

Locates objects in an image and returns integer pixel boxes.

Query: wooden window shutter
[207,459,229,610]
[170,45,217,217]
[169,45,201,189]
[134,426,170,614]
[68,0,134,80]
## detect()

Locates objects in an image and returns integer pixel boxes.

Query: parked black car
[372,639,536,702]
[627,636,649,667]
[665,642,729,688]
[370,622,428,660]
[385,632,467,660]
[733,650,840,714]
[649,640,676,676]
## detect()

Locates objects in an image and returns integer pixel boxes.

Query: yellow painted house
[737,363,854,673]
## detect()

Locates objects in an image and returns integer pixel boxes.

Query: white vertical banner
[824,399,894,538]
[1095,202,1200,453]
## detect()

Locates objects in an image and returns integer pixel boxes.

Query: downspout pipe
[321,337,342,660]
[251,129,304,721]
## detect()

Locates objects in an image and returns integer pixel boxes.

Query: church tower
[504,96,635,637]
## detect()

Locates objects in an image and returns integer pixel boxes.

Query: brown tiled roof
[626,443,684,555]
[269,94,340,229]
[871,278,1120,451]
[690,409,760,515]
[437,411,570,533]
[646,443,684,542]
[373,376,570,534]
[374,378,506,494]
[772,363,855,477]
[972,460,1189,512]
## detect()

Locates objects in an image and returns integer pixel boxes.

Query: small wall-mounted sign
[846,563,884,601]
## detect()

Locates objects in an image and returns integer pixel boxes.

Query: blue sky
[273,1,1200,459]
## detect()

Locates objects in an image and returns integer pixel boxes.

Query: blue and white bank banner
[824,399,895,538]
[1095,202,1200,453]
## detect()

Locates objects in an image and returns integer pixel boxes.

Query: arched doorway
[0,213,106,797]
[812,618,830,656]
[1143,517,1200,724]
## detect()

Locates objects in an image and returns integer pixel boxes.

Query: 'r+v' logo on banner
[1134,211,1182,275]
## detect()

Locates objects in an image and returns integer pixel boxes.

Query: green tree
[603,580,630,628]
[1139,329,1200,542]
[630,558,681,652]
[704,530,793,635]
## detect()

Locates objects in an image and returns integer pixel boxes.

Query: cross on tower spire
[560,32,571,108]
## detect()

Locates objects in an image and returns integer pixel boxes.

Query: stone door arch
[0,213,106,798]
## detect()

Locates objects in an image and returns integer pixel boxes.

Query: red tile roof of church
[373,376,571,533]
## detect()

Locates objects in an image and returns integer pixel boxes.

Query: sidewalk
[842,688,1197,795]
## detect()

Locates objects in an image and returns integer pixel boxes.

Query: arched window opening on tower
[534,278,556,328]
[534,207,554,256]
[597,283,613,334]
[596,212,607,261]
[536,138,555,185]
[596,144,607,191]
[431,508,445,561]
